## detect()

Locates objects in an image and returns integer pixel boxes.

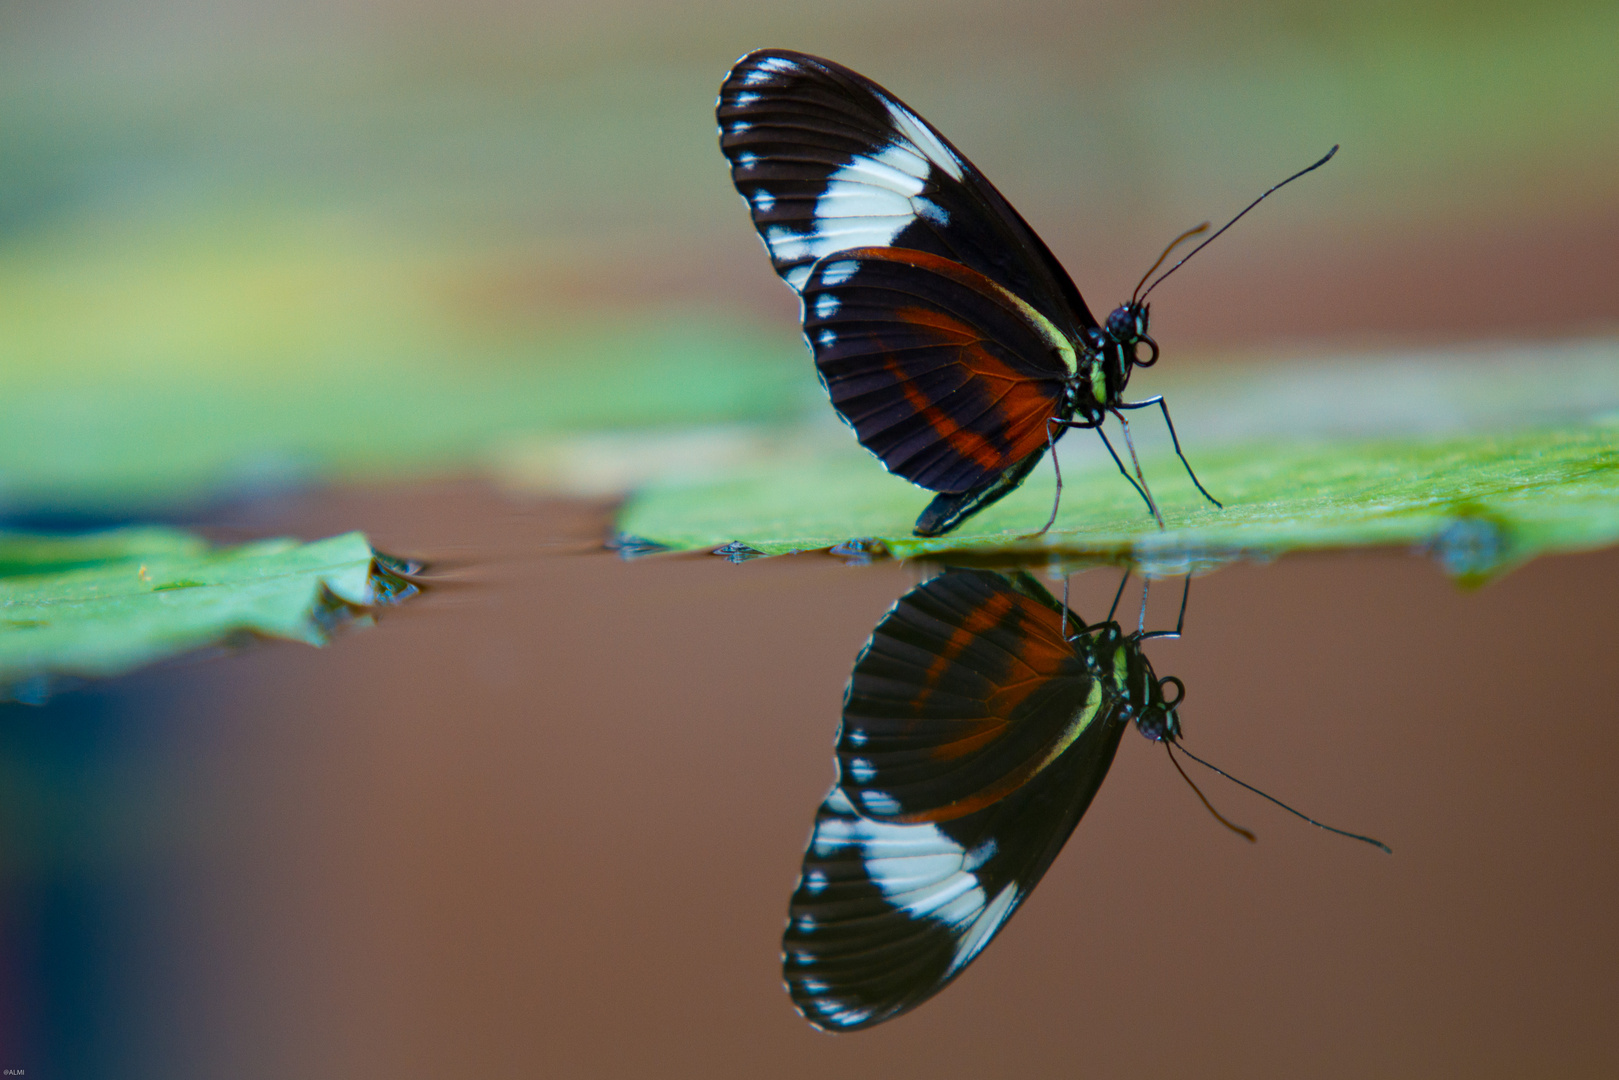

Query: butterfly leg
[1020,417,1095,538]
[1138,573,1191,641]
[1106,565,1130,624]
[1062,565,1130,643]
[1095,420,1164,528]
[1117,396,1222,509]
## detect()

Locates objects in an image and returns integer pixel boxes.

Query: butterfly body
[719,50,1173,536]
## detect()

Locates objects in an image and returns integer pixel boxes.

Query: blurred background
[1,0,1614,512]
[1,0,1617,1075]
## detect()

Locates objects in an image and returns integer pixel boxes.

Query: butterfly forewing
[718,49,1098,338]
[786,681,1127,1030]
[805,248,1070,493]
[838,569,1107,823]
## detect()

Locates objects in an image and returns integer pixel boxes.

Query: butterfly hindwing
[804,248,1071,493]
[837,568,1108,823]
[718,49,1099,339]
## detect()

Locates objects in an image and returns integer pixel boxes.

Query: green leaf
[616,350,1619,577]
[0,529,407,697]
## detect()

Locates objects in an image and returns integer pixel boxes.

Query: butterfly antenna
[1173,740,1392,853]
[1138,145,1339,303]
[1166,742,1255,842]
[1132,222,1210,303]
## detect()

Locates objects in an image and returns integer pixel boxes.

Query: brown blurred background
[6,484,1611,1077]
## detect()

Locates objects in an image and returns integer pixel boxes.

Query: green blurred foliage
[0,0,1612,511]
[0,220,807,509]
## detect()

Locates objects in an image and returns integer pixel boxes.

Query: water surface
[2,480,1616,1077]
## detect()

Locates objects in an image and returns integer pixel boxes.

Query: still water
[2,481,1616,1077]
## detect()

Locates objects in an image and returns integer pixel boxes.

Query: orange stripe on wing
[904,591,1074,752]
[888,592,1090,824]
[841,247,1078,376]
[886,305,1059,475]
[913,590,1017,712]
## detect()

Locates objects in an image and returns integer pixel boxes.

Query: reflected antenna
[1174,740,1391,853]
[1165,742,1254,842]
[1138,145,1339,303]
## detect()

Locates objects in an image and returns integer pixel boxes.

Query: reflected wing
[718,48,1098,340]
[784,704,1127,1031]
[805,249,1071,493]
[838,569,1108,821]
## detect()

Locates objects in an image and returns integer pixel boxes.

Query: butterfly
[717,49,1333,537]
[782,567,1187,1030]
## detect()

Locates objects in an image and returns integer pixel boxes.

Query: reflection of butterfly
[784,568,1183,1030]
[718,49,1232,537]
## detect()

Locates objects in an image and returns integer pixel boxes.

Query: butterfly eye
[1133,336,1160,368]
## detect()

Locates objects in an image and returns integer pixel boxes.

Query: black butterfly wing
[784,688,1126,1031]
[838,568,1110,821]
[718,49,1099,339]
[780,569,1127,1031]
[803,247,1073,493]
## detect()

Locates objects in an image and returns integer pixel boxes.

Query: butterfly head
[1087,301,1159,405]
[1105,301,1158,365]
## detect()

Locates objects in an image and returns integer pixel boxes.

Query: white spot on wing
[816,329,837,349]
[884,99,965,180]
[742,57,794,85]
[802,870,827,894]
[763,144,932,291]
[751,189,775,214]
[814,182,915,218]
[813,293,840,319]
[963,838,997,872]
[920,877,985,924]
[846,757,874,782]
[818,260,860,287]
[837,144,930,187]
[858,790,900,815]
[808,792,992,928]
[844,728,866,747]
[735,91,760,106]
[945,884,1018,975]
